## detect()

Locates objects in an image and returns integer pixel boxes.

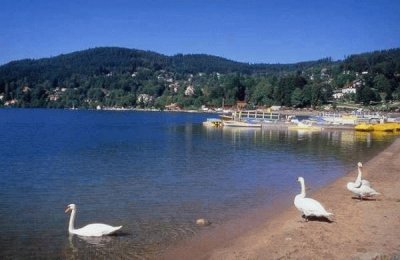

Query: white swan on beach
[346,179,380,200]
[294,177,333,221]
[348,162,371,188]
[65,204,122,237]
[346,162,380,200]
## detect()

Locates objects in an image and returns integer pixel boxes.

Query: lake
[0,109,396,259]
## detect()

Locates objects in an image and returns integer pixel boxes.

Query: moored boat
[372,123,397,132]
[288,120,322,131]
[203,118,223,127]
[219,114,233,121]
[388,122,400,131]
[223,120,262,128]
[354,123,374,131]
[355,122,400,132]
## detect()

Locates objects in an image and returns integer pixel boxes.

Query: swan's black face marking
[355,182,363,189]
[65,204,76,213]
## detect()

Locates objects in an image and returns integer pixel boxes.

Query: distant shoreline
[2,107,400,123]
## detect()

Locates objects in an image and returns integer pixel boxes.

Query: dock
[232,110,281,122]
[259,122,355,131]
[221,110,356,131]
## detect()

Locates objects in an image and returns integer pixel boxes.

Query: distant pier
[224,110,357,131]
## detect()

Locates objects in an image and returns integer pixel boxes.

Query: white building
[333,92,344,99]
[341,87,357,94]
[332,87,356,99]
[184,85,195,96]
[137,94,154,105]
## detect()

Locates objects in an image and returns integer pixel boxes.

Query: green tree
[357,86,380,105]
[87,88,105,101]
[250,79,273,106]
[290,88,303,107]
[373,74,392,101]
[302,82,323,109]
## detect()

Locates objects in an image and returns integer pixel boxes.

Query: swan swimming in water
[65,204,122,237]
[346,162,380,200]
[294,177,333,221]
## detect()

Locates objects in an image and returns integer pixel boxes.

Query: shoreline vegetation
[162,137,400,259]
[1,47,400,113]
[2,105,398,116]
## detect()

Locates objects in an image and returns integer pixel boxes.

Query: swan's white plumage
[346,162,380,199]
[65,204,122,237]
[347,162,370,189]
[346,182,380,199]
[294,177,333,219]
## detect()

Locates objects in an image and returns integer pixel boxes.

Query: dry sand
[163,137,400,259]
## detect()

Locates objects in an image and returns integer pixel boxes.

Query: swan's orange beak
[65,207,71,213]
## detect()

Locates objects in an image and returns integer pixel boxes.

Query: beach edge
[163,137,400,259]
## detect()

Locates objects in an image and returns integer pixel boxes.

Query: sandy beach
[163,137,400,259]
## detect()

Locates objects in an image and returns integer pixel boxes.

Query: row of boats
[203,110,400,132]
[202,118,262,128]
[354,122,400,132]
[203,119,325,131]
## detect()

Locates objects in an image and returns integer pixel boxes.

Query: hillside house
[342,87,357,94]
[184,85,195,96]
[333,87,356,99]
[165,103,182,111]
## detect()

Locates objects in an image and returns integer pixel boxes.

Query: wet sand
[163,137,400,259]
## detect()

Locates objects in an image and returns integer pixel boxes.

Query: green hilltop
[0,47,399,110]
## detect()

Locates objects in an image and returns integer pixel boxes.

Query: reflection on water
[0,109,397,259]
[66,234,140,259]
[72,235,113,246]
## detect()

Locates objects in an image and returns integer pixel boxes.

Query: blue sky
[1,0,399,65]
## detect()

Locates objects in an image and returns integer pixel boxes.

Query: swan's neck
[299,180,306,198]
[356,167,363,184]
[68,209,76,233]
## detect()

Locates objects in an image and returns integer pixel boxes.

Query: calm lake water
[0,109,396,259]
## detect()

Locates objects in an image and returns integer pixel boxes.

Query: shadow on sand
[301,215,334,223]
[351,196,378,201]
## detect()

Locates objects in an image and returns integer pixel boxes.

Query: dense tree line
[0,47,399,110]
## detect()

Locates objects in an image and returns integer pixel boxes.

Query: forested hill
[0,47,399,110]
[0,47,333,81]
[0,47,247,82]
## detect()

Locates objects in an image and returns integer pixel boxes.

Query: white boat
[223,120,262,128]
[288,120,322,131]
[203,118,223,127]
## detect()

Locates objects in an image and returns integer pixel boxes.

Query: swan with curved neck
[65,204,122,237]
[355,162,370,187]
[294,177,333,221]
[346,162,380,200]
